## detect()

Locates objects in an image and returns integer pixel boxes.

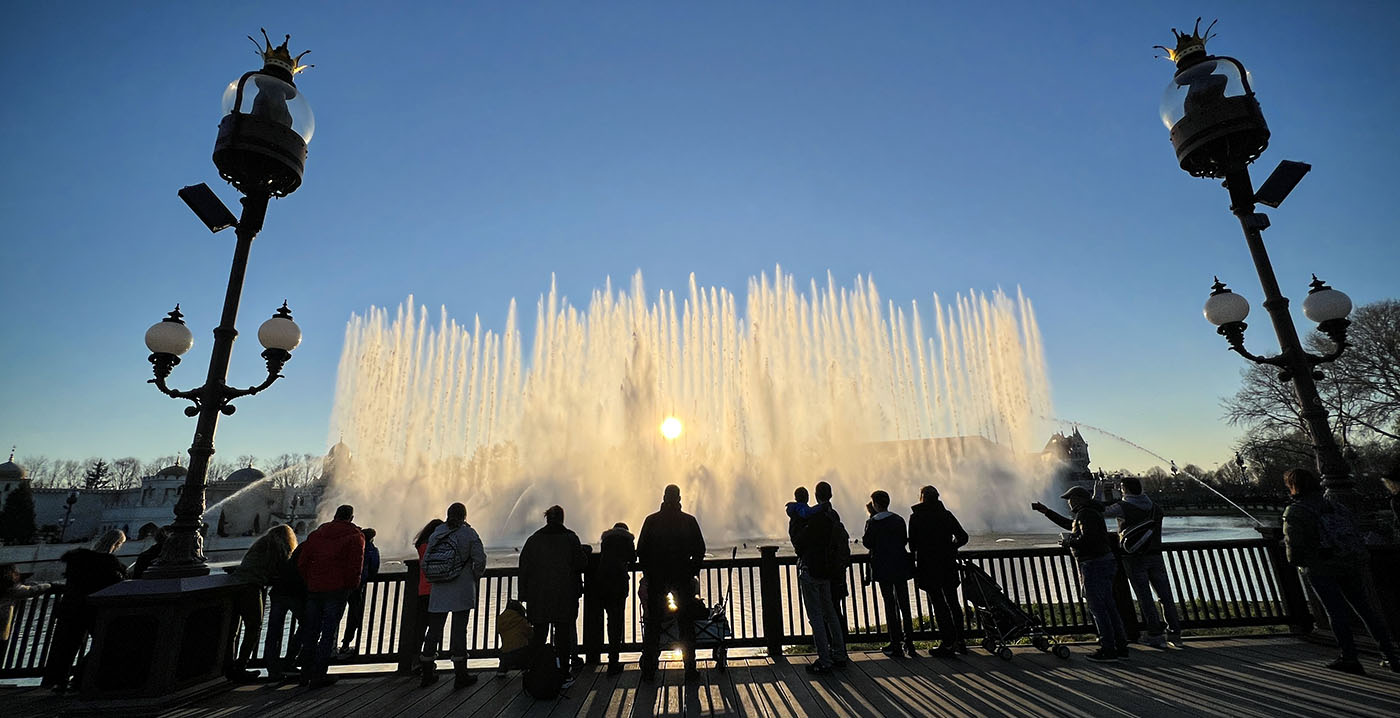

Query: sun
[660,416,684,441]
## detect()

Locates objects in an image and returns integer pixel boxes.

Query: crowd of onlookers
[2,466,1398,696]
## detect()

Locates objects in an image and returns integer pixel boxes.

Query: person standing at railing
[265,541,307,681]
[908,485,968,657]
[637,484,706,683]
[128,525,170,579]
[409,518,444,673]
[1094,476,1182,649]
[1,563,50,660]
[862,490,916,659]
[1281,467,1399,675]
[418,502,487,689]
[793,480,850,675]
[520,505,589,689]
[41,529,127,692]
[297,505,365,688]
[230,524,297,682]
[337,527,380,659]
[597,521,636,675]
[1033,487,1127,663]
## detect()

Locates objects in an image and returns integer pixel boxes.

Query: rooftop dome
[155,464,189,478]
[0,459,27,481]
[226,466,267,483]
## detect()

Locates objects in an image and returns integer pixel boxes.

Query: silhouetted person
[297,505,365,687]
[129,525,171,579]
[419,503,486,689]
[1034,486,1125,662]
[598,521,636,675]
[265,540,306,680]
[1282,467,1398,674]
[637,484,706,683]
[411,518,444,672]
[1,563,50,660]
[338,527,380,657]
[42,530,127,691]
[909,485,968,656]
[1095,476,1182,648]
[863,490,915,658]
[520,505,588,688]
[231,524,297,681]
[793,481,848,674]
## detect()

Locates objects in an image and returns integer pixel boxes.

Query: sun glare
[660,416,684,440]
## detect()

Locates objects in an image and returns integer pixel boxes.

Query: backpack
[827,519,852,575]
[521,644,564,700]
[1120,504,1164,555]
[422,527,465,583]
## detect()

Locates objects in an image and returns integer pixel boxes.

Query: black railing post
[396,559,421,674]
[581,551,603,664]
[758,546,785,658]
[1255,527,1314,634]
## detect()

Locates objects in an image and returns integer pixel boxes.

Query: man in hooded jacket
[520,505,588,686]
[1034,487,1125,662]
[908,485,968,656]
[1096,476,1181,648]
[636,484,706,682]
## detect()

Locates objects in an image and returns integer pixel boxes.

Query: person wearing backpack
[793,480,849,674]
[1096,476,1182,649]
[637,484,706,683]
[1033,486,1127,663]
[1282,468,1399,675]
[862,490,916,658]
[908,485,968,657]
[419,502,487,689]
[519,505,588,690]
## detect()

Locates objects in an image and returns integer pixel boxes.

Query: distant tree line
[14,451,325,491]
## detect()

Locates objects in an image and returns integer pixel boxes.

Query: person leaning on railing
[1032,487,1127,663]
[41,529,127,692]
[0,563,51,659]
[1281,467,1399,675]
[1094,476,1183,649]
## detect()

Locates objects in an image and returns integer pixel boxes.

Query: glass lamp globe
[258,303,302,352]
[145,307,194,356]
[1303,279,1352,323]
[1204,280,1250,326]
[1158,23,1269,179]
[213,33,314,198]
[221,75,315,143]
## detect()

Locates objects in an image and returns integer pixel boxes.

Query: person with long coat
[230,524,297,681]
[419,503,487,689]
[41,530,127,691]
[519,505,588,685]
[862,490,915,658]
[908,485,968,656]
[636,484,706,682]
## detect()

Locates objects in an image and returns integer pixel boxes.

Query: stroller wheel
[981,637,997,654]
[1053,645,1071,659]
[998,646,1014,661]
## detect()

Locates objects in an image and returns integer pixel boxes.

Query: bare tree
[18,455,52,487]
[110,457,143,489]
[53,459,84,488]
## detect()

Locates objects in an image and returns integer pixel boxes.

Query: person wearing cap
[1033,486,1126,662]
[597,521,636,675]
[636,484,706,683]
[908,485,968,657]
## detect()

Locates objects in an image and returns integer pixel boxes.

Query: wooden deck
[7,637,1400,717]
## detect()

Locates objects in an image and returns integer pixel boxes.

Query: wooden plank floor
[6,637,1400,718]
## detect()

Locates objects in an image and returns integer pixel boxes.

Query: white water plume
[326,268,1056,549]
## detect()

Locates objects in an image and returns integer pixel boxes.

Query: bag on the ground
[521,645,564,700]
[422,527,465,583]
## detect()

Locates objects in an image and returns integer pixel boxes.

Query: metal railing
[0,537,1314,678]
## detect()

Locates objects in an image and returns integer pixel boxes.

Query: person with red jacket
[296,505,365,687]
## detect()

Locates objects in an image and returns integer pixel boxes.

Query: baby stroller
[958,560,1070,661]
[648,549,735,670]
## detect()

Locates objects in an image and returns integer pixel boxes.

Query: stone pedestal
[75,573,245,714]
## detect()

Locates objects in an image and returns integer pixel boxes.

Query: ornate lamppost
[142,30,313,577]
[1159,20,1365,526]
[59,490,78,542]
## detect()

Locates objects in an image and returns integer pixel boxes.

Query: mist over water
[325,269,1056,550]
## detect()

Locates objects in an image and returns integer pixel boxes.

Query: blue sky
[2,2,1397,473]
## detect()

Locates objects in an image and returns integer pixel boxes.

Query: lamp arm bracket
[1228,345,1285,367]
[226,369,284,400]
[1307,342,1347,366]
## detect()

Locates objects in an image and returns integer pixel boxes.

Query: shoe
[496,667,509,677]
[805,662,832,674]
[453,662,477,690]
[929,645,956,658]
[607,662,624,676]
[1141,635,1167,649]
[560,676,576,690]
[831,658,848,668]
[903,643,918,657]
[1382,655,1399,673]
[309,676,339,689]
[1166,632,1184,648]
[1086,649,1119,663]
[881,645,904,658]
[953,640,969,655]
[419,658,439,688]
[1326,658,1366,675]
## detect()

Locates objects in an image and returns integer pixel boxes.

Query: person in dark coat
[597,522,636,675]
[909,485,968,657]
[519,505,588,686]
[862,490,915,658]
[128,525,171,580]
[1282,467,1398,674]
[338,527,381,658]
[792,481,848,674]
[297,505,365,687]
[265,541,307,680]
[636,484,706,683]
[41,530,127,691]
[1034,486,1125,662]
